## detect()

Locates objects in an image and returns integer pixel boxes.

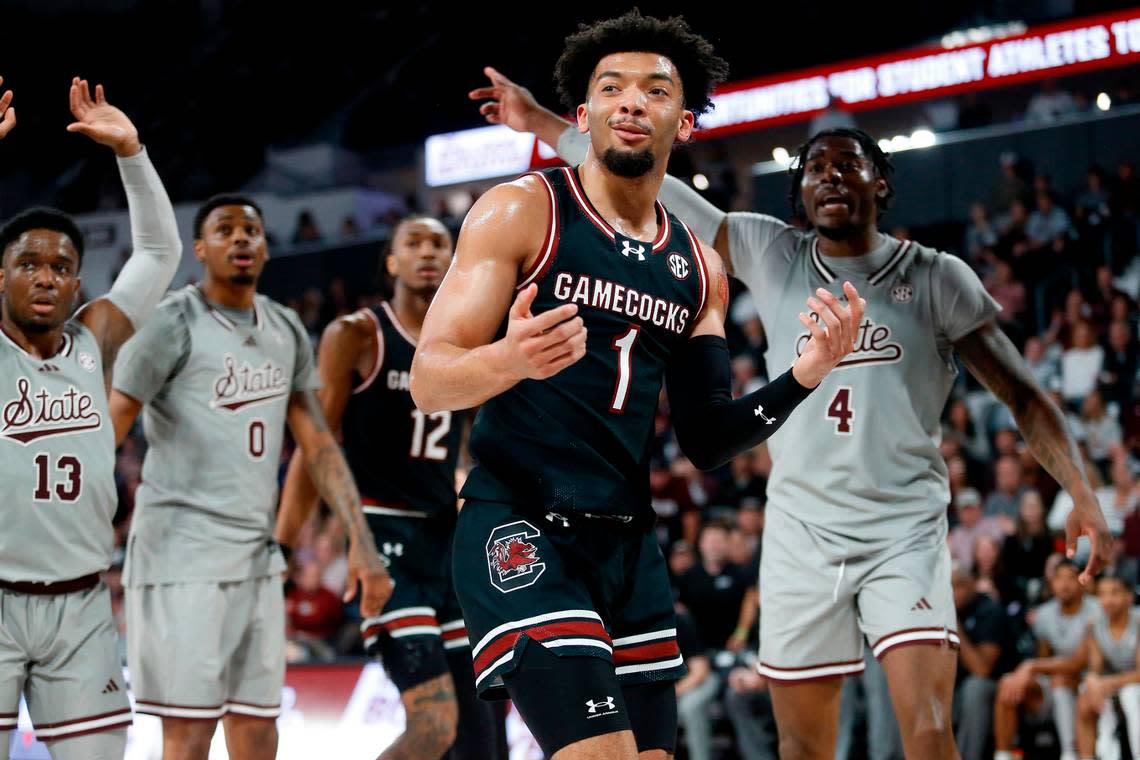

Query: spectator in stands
[339,214,361,237]
[675,606,718,760]
[1061,321,1105,407]
[716,452,767,510]
[958,92,993,130]
[951,488,1007,571]
[1074,573,1140,760]
[676,520,755,651]
[1025,79,1078,122]
[992,153,1033,212]
[975,534,1016,604]
[668,541,697,580]
[724,665,778,760]
[998,199,1030,261]
[1024,336,1061,391]
[953,563,1006,760]
[1078,389,1122,476]
[1001,490,1055,601]
[1026,190,1074,257]
[1075,167,1112,236]
[291,209,323,243]
[285,560,345,654]
[1101,454,1139,538]
[985,260,1027,341]
[986,456,1028,526]
[651,456,699,547]
[993,558,1098,760]
[1100,320,1138,407]
[945,398,991,473]
[1092,267,1134,326]
[964,203,999,276]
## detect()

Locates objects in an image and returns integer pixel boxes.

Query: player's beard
[814,221,857,241]
[229,273,256,286]
[602,147,655,178]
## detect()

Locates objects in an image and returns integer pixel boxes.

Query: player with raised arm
[0,77,182,760]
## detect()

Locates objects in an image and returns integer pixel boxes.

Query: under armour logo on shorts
[585,696,617,717]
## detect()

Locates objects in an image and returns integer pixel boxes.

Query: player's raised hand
[792,281,866,388]
[1065,491,1113,585]
[500,283,587,381]
[345,537,393,619]
[0,77,15,140]
[469,67,542,134]
[66,77,141,158]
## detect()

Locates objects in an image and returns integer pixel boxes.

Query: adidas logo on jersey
[210,353,290,412]
[102,679,120,694]
[37,364,61,373]
[1,377,103,444]
[243,335,258,347]
[911,597,933,611]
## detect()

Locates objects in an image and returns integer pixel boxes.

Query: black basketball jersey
[462,166,709,519]
[342,302,463,522]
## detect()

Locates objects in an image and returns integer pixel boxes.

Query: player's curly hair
[788,128,896,220]
[554,9,728,121]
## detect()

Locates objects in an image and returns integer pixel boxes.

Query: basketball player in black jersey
[412,12,864,760]
[277,216,504,760]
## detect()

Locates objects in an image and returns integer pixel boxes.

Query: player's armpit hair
[665,335,814,470]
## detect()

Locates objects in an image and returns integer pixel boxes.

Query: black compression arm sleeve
[665,335,815,470]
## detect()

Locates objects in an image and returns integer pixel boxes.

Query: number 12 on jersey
[827,386,854,435]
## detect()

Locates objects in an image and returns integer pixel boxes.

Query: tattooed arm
[955,322,1111,582]
[379,674,458,760]
[286,389,392,617]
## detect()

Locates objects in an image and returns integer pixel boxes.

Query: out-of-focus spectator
[964,202,999,266]
[651,457,700,548]
[1061,321,1104,406]
[1023,336,1060,391]
[676,521,754,651]
[313,531,348,596]
[986,456,1027,525]
[286,560,345,644]
[669,540,697,580]
[974,535,1016,604]
[1100,319,1138,407]
[953,564,1006,760]
[339,214,361,238]
[675,607,718,760]
[1025,79,1077,122]
[808,97,857,136]
[951,488,1008,571]
[724,664,778,760]
[945,399,991,473]
[992,153,1032,212]
[291,209,324,243]
[958,92,993,129]
[1026,191,1073,256]
[1076,389,1122,475]
[985,260,1026,330]
[1000,491,1054,600]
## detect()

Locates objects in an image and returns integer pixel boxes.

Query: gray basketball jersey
[1032,597,1100,657]
[0,321,116,582]
[729,216,1000,561]
[1091,608,1140,674]
[115,286,319,585]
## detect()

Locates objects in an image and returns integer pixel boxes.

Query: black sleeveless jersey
[342,302,463,523]
[462,166,709,519]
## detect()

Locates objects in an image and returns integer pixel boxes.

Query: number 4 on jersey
[827,386,854,435]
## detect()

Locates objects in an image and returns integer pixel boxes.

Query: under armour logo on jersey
[911,597,933,611]
[667,252,690,281]
[753,405,776,424]
[382,542,404,557]
[102,679,120,694]
[620,240,646,262]
[585,696,617,717]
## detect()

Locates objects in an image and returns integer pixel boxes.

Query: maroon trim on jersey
[868,240,913,286]
[562,167,670,251]
[680,221,709,321]
[612,639,680,665]
[441,626,468,643]
[38,719,134,742]
[0,572,99,595]
[810,239,837,284]
[352,308,386,394]
[380,301,418,347]
[517,171,561,290]
[473,619,611,676]
[0,324,73,360]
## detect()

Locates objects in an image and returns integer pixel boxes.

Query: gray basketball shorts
[127,575,284,721]
[0,582,132,745]
[757,508,959,683]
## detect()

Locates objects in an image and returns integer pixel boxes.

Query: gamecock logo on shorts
[486,520,546,593]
